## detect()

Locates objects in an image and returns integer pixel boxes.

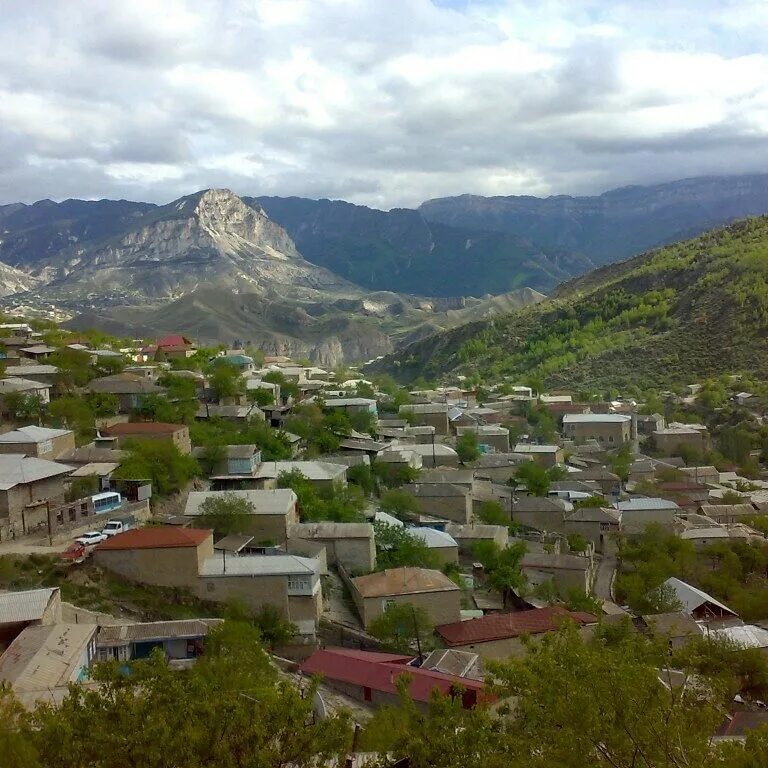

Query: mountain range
[1,173,768,364]
[370,215,768,390]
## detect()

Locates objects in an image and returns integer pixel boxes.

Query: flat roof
[563,414,632,424]
[184,489,297,516]
[96,527,211,550]
[199,553,320,577]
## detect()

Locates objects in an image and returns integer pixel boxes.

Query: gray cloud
[0,0,767,209]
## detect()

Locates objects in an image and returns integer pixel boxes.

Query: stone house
[407,526,459,565]
[289,522,376,573]
[400,482,473,524]
[349,567,462,628]
[513,443,564,468]
[652,425,711,455]
[0,454,74,538]
[0,378,51,413]
[95,527,323,638]
[399,403,450,435]
[521,551,596,594]
[455,425,510,453]
[85,373,166,413]
[563,507,622,553]
[562,414,632,446]
[102,422,192,454]
[444,523,509,556]
[183,489,298,544]
[0,425,75,461]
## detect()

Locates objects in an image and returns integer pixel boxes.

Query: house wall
[94,540,212,588]
[301,536,376,573]
[419,452,459,469]
[408,412,450,436]
[523,450,563,468]
[241,512,294,544]
[197,573,289,614]
[510,509,566,534]
[522,565,591,594]
[0,432,75,461]
[653,431,710,455]
[563,421,630,446]
[563,520,620,553]
[356,588,461,628]
[109,427,192,454]
[0,474,69,536]
[620,508,678,533]
[429,545,459,566]
[414,494,472,524]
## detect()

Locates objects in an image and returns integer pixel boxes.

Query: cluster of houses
[3,326,768,730]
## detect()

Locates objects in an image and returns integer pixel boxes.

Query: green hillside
[373,216,768,390]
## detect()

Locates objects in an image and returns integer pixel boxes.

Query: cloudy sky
[1,0,767,209]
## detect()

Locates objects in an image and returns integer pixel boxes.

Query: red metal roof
[104,422,186,435]
[96,527,211,550]
[436,607,597,646]
[300,647,485,704]
[156,335,193,349]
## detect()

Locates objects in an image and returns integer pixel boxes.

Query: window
[383,598,396,612]
[288,577,310,592]
[68,508,76,522]
[608,436,614,443]
[39,440,52,455]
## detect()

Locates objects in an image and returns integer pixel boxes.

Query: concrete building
[400,482,473,524]
[0,378,52,413]
[0,454,74,538]
[349,567,462,628]
[322,397,378,417]
[436,607,597,661]
[562,414,632,446]
[289,522,376,572]
[102,422,192,454]
[183,490,299,544]
[0,425,75,461]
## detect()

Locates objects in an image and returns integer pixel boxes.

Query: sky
[1,0,767,209]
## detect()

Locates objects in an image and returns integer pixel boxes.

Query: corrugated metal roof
[199,553,320,577]
[0,623,95,691]
[0,588,58,624]
[97,619,222,646]
[408,526,458,548]
[184,490,297,516]
[437,607,596,645]
[0,455,75,490]
[663,577,736,616]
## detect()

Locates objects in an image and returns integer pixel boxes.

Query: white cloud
[0,0,766,208]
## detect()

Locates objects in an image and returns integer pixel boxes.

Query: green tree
[455,432,480,463]
[472,539,527,607]
[368,602,434,654]
[208,364,244,401]
[197,492,254,536]
[86,392,119,417]
[611,443,632,483]
[380,489,421,521]
[65,476,99,502]
[247,387,275,407]
[514,461,551,496]
[2,392,46,423]
[113,439,200,496]
[373,522,440,570]
[567,533,588,553]
[47,395,94,438]
[476,500,509,527]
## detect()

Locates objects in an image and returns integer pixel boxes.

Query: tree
[65,476,99,502]
[455,432,480,463]
[49,347,93,392]
[514,461,551,496]
[207,364,244,401]
[198,492,254,536]
[86,392,119,417]
[472,539,527,606]
[113,439,200,496]
[380,489,421,521]
[252,604,296,648]
[567,533,588,553]
[2,392,46,423]
[17,621,352,768]
[373,522,440,570]
[368,602,434,654]
[247,388,274,407]
[476,500,509,527]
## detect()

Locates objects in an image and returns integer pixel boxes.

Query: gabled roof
[565,507,621,523]
[0,425,72,443]
[407,526,458,548]
[97,619,222,647]
[0,377,50,393]
[0,455,74,490]
[184,490,297,517]
[96,527,211,550]
[156,335,193,348]
[352,567,459,598]
[401,482,468,498]
[437,607,596,646]
[0,588,59,624]
[662,577,736,617]
[300,647,484,703]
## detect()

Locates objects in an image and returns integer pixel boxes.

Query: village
[0,321,768,740]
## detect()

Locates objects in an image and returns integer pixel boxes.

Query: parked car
[60,542,87,564]
[74,531,107,546]
[101,514,136,538]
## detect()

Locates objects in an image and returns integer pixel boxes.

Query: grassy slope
[373,216,768,390]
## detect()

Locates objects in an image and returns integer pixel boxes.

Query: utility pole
[411,606,423,663]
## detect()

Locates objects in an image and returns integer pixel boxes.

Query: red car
[60,542,87,564]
